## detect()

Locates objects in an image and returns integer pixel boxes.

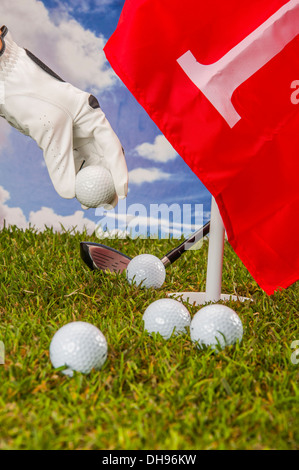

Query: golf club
[80,221,210,273]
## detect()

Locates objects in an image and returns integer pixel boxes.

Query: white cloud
[56,0,115,14]
[135,135,178,163]
[1,0,116,92]
[129,167,171,185]
[0,185,96,234]
[29,207,96,234]
[0,186,28,229]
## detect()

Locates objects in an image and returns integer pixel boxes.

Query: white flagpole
[168,196,251,305]
[205,196,225,302]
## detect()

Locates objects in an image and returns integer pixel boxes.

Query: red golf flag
[104,0,299,295]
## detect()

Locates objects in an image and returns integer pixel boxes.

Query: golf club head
[80,242,132,273]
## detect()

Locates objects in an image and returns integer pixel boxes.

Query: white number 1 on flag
[177,0,299,128]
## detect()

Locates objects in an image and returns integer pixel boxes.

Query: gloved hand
[0,25,128,208]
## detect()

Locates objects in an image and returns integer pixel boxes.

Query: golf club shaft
[80,221,210,272]
[160,221,210,267]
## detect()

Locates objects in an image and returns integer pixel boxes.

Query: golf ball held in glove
[50,321,108,376]
[75,165,116,208]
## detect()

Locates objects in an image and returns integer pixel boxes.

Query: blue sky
[0,0,211,238]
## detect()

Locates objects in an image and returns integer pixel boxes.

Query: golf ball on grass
[190,304,243,351]
[142,298,191,339]
[50,321,108,377]
[126,254,166,289]
[75,165,116,208]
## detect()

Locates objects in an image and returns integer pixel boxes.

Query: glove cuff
[0,26,21,78]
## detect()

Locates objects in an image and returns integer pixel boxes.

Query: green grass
[0,226,298,450]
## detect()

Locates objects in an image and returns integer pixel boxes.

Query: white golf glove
[0,26,128,207]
